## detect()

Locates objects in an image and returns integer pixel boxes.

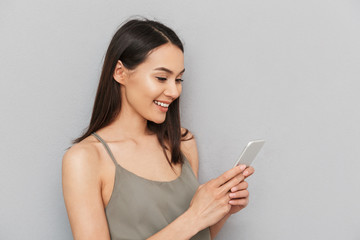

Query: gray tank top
[92,132,211,240]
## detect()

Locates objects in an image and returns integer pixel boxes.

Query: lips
[153,100,170,108]
[153,100,170,113]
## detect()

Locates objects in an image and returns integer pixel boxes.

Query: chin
[148,116,167,125]
[152,119,166,125]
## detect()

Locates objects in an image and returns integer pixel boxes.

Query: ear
[113,60,128,85]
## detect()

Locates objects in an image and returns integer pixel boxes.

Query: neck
[103,101,154,141]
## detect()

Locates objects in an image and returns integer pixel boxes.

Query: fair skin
[62,43,254,240]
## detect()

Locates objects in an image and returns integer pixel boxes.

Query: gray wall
[1,0,359,239]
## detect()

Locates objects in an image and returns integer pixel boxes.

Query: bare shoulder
[62,137,110,239]
[62,136,104,195]
[62,138,101,177]
[180,127,199,178]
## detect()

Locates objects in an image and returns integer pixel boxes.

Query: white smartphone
[233,140,265,168]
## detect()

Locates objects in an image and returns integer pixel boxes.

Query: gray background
[1,0,359,239]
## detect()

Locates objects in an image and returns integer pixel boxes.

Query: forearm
[147,210,201,240]
[209,213,231,240]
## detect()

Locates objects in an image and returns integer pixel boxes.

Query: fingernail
[231,187,237,192]
[240,165,246,170]
[229,193,236,198]
[243,170,248,176]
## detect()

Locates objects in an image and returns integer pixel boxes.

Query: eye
[156,76,183,83]
[156,77,167,81]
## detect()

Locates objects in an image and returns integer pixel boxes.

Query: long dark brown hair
[72,18,192,166]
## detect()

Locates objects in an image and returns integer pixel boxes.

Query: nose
[164,80,181,99]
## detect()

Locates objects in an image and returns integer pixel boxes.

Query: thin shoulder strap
[91,132,118,165]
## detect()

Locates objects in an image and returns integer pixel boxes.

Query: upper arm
[180,128,199,178]
[62,144,110,240]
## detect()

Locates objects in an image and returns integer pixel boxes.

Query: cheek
[177,84,183,95]
[128,76,156,98]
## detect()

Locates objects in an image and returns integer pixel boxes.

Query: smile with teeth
[154,100,170,108]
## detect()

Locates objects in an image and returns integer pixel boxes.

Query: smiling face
[114,43,185,124]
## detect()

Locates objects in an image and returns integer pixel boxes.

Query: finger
[243,166,255,178]
[220,173,245,194]
[230,181,248,192]
[229,198,249,206]
[229,189,249,199]
[214,165,246,187]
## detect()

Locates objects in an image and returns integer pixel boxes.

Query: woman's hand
[187,165,247,231]
[227,166,255,215]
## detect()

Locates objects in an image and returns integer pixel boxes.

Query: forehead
[136,43,184,73]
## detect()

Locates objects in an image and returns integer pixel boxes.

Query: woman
[62,18,254,240]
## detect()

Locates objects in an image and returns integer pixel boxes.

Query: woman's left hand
[227,166,255,215]
[209,166,255,238]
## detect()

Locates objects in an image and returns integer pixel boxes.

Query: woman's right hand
[187,165,247,230]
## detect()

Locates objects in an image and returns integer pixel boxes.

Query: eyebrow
[153,67,185,75]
